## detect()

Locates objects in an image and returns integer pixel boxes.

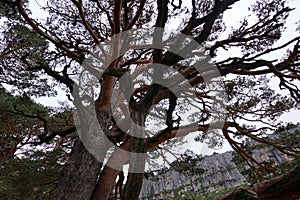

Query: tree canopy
[0,0,299,199]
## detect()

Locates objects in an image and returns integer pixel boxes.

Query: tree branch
[125,0,146,30]
[16,0,82,62]
[70,0,100,44]
[112,0,122,34]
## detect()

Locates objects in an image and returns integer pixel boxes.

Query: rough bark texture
[215,164,300,200]
[121,138,146,200]
[50,139,102,200]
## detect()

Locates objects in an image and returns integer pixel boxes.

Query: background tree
[0,88,47,166]
[0,0,299,199]
[0,148,62,199]
[0,87,75,199]
[232,124,300,184]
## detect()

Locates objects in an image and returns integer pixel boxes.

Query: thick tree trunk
[121,137,146,200]
[50,139,102,200]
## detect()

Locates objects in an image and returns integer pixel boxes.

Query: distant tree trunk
[50,139,103,200]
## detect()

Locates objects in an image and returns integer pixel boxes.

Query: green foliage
[232,125,300,184]
[274,129,300,149]
[0,89,48,135]
[158,187,236,200]
[225,76,295,123]
[0,150,61,200]
[0,0,299,199]
[0,89,72,199]
[1,21,54,96]
[196,187,235,200]
[0,89,50,165]
[170,151,205,177]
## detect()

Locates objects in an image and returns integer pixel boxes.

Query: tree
[0,0,299,199]
[0,149,62,199]
[232,125,300,184]
[0,88,48,166]
[0,88,74,199]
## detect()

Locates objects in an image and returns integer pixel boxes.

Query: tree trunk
[216,164,300,200]
[50,139,102,200]
[91,138,130,200]
[258,164,300,200]
[91,165,121,200]
[121,172,145,200]
[121,109,146,200]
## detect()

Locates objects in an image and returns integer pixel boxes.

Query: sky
[221,0,300,123]
[23,0,300,157]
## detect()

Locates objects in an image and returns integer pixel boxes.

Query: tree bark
[215,164,300,200]
[257,164,300,200]
[92,165,121,200]
[121,172,145,200]
[50,139,102,200]
[121,138,145,200]
[121,108,147,200]
[92,138,130,200]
